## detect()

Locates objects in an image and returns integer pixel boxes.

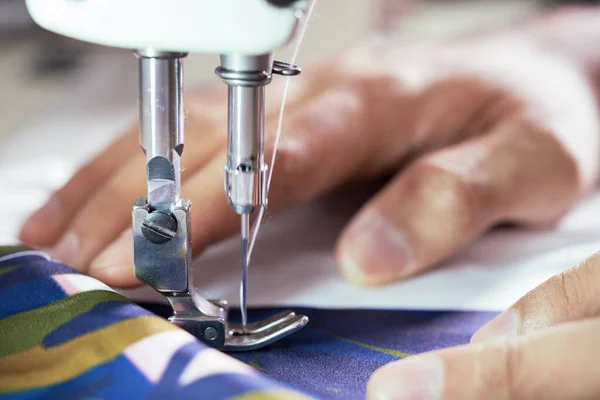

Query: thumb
[367,317,600,400]
[336,116,580,285]
[472,250,600,343]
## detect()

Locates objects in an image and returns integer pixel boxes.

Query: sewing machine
[24,0,309,351]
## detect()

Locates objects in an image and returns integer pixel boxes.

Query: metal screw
[204,327,218,341]
[141,211,178,244]
[272,60,301,76]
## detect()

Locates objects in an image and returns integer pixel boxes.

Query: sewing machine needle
[240,212,250,332]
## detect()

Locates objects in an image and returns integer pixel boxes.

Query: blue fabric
[142,304,497,399]
[43,301,154,348]
[1,352,152,400]
[0,278,66,319]
[0,260,74,290]
[0,247,499,400]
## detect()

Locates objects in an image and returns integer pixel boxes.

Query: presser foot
[133,197,308,351]
[226,309,308,351]
[165,295,308,351]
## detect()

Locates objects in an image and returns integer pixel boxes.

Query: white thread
[247,0,318,263]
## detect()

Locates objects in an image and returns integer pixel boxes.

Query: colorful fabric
[0,247,498,399]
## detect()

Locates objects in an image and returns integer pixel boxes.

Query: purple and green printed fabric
[0,246,498,399]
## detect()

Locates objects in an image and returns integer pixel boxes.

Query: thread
[246,0,318,262]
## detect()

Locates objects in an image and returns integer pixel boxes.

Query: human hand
[367,250,600,400]
[18,11,600,287]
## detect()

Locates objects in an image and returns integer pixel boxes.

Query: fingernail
[471,309,519,343]
[20,197,62,241]
[340,210,415,285]
[367,354,445,400]
[90,232,132,274]
[50,231,79,266]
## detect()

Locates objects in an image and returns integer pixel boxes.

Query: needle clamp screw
[141,211,178,244]
[203,327,218,341]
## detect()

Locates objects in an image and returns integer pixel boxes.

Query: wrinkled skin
[19,7,600,399]
[367,251,600,400]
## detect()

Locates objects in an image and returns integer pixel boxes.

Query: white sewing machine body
[25,0,305,55]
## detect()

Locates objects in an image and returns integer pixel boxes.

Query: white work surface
[2,0,590,313]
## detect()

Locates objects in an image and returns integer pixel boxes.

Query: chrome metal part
[215,54,302,216]
[224,83,268,214]
[215,53,304,341]
[133,198,192,293]
[136,51,185,210]
[216,55,269,215]
[131,49,308,351]
[272,60,302,76]
[226,311,308,351]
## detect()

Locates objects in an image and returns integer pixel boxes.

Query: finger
[87,76,411,284]
[47,117,230,270]
[262,74,426,209]
[336,115,581,286]
[367,317,600,400]
[19,128,138,246]
[88,230,138,287]
[22,111,227,250]
[45,153,144,271]
[472,251,600,343]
